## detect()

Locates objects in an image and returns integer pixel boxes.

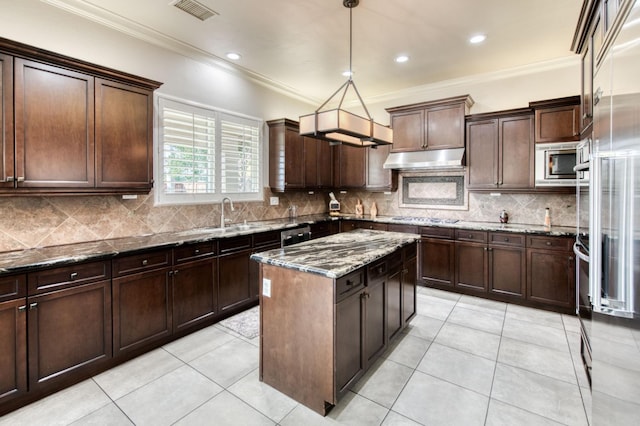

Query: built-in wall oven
[535,141,580,187]
[573,137,591,385]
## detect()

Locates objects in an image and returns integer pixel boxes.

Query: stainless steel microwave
[535,142,579,187]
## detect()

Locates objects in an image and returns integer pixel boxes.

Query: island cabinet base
[259,265,335,415]
[258,241,417,416]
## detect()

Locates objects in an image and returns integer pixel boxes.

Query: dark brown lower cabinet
[402,249,418,324]
[335,287,364,399]
[365,273,387,365]
[455,241,488,293]
[0,298,27,405]
[218,249,253,312]
[420,237,455,288]
[113,268,171,355]
[488,236,526,300]
[527,249,575,310]
[172,257,216,333]
[28,280,111,387]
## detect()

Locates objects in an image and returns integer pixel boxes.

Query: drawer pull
[346,280,354,287]
[142,259,148,266]
[18,305,26,312]
[29,302,38,310]
[194,249,200,254]
[504,238,509,242]
[468,234,473,239]
[377,266,384,275]
[546,241,552,246]
[70,272,78,280]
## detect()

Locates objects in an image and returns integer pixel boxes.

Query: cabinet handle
[6,176,14,182]
[377,266,384,275]
[468,234,473,239]
[345,280,354,286]
[17,177,25,182]
[29,302,38,310]
[18,305,26,312]
[174,269,179,275]
[546,241,552,246]
[504,237,509,242]
[70,272,78,280]
[168,270,174,276]
[194,249,200,254]
[142,259,148,266]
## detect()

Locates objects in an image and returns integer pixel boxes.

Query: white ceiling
[44,0,584,105]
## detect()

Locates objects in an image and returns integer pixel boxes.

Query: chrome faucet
[220,197,235,229]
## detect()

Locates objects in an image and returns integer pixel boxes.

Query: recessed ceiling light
[226,52,241,60]
[469,34,486,44]
[395,55,409,63]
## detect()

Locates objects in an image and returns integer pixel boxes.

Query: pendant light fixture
[299,0,393,147]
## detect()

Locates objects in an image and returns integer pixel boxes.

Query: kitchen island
[250,229,418,415]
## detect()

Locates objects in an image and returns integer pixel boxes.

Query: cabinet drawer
[359,222,388,231]
[0,274,26,302]
[219,235,252,254]
[387,224,418,234]
[253,230,281,249]
[28,261,110,295]
[113,250,171,276]
[455,229,488,243]
[420,226,455,239]
[489,232,525,247]
[527,235,573,251]
[336,269,364,302]
[368,259,388,281]
[174,241,216,263]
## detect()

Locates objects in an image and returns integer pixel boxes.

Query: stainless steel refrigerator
[578,0,640,423]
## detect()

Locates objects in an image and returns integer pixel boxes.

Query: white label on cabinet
[263,278,272,298]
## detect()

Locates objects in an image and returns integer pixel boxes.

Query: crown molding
[41,0,318,106]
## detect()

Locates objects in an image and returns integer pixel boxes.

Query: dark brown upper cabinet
[530,96,581,143]
[0,37,162,195]
[268,118,307,192]
[386,95,474,152]
[466,109,534,191]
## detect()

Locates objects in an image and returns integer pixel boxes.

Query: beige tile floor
[0,287,591,426]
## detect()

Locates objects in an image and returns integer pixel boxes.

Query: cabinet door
[333,144,366,189]
[419,237,455,288]
[455,242,488,293]
[0,298,27,403]
[489,245,526,299]
[527,249,575,310]
[466,119,499,189]
[0,53,13,189]
[113,269,171,355]
[534,105,580,143]
[172,257,216,333]
[387,263,402,340]
[366,144,397,191]
[390,110,424,152]
[28,281,111,387]
[304,136,332,189]
[402,255,417,324]
[282,128,305,189]
[95,79,153,189]
[14,58,94,188]
[499,115,534,189]
[218,249,252,312]
[425,103,465,150]
[364,278,386,365]
[335,289,364,397]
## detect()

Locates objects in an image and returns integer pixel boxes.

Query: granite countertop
[250,229,418,279]
[0,213,575,275]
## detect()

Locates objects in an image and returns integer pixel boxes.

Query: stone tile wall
[0,185,576,252]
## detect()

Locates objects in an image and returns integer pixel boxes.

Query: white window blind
[156,97,262,205]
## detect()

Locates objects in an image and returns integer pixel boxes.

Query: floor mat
[218,305,260,339]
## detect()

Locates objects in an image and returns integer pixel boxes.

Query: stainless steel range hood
[383,148,465,170]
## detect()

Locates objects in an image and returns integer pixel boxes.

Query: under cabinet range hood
[382,148,465,170]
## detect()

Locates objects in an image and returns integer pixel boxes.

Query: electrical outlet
[262,278,271,297]
[269,196,279,205]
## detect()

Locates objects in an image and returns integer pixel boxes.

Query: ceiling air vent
[172,0,218,21]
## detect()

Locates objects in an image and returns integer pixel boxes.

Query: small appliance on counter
[328,192,340,216]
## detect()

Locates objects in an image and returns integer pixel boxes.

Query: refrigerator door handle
[573,242,590,263]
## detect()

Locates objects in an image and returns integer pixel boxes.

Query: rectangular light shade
[300,108,392,146]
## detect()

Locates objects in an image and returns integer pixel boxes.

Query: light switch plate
[269,196,279,205]
[262,278,271,298]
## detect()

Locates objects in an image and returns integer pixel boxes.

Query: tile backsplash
[0,185,575,252]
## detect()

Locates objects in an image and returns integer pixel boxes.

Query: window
[155,96,262,205]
